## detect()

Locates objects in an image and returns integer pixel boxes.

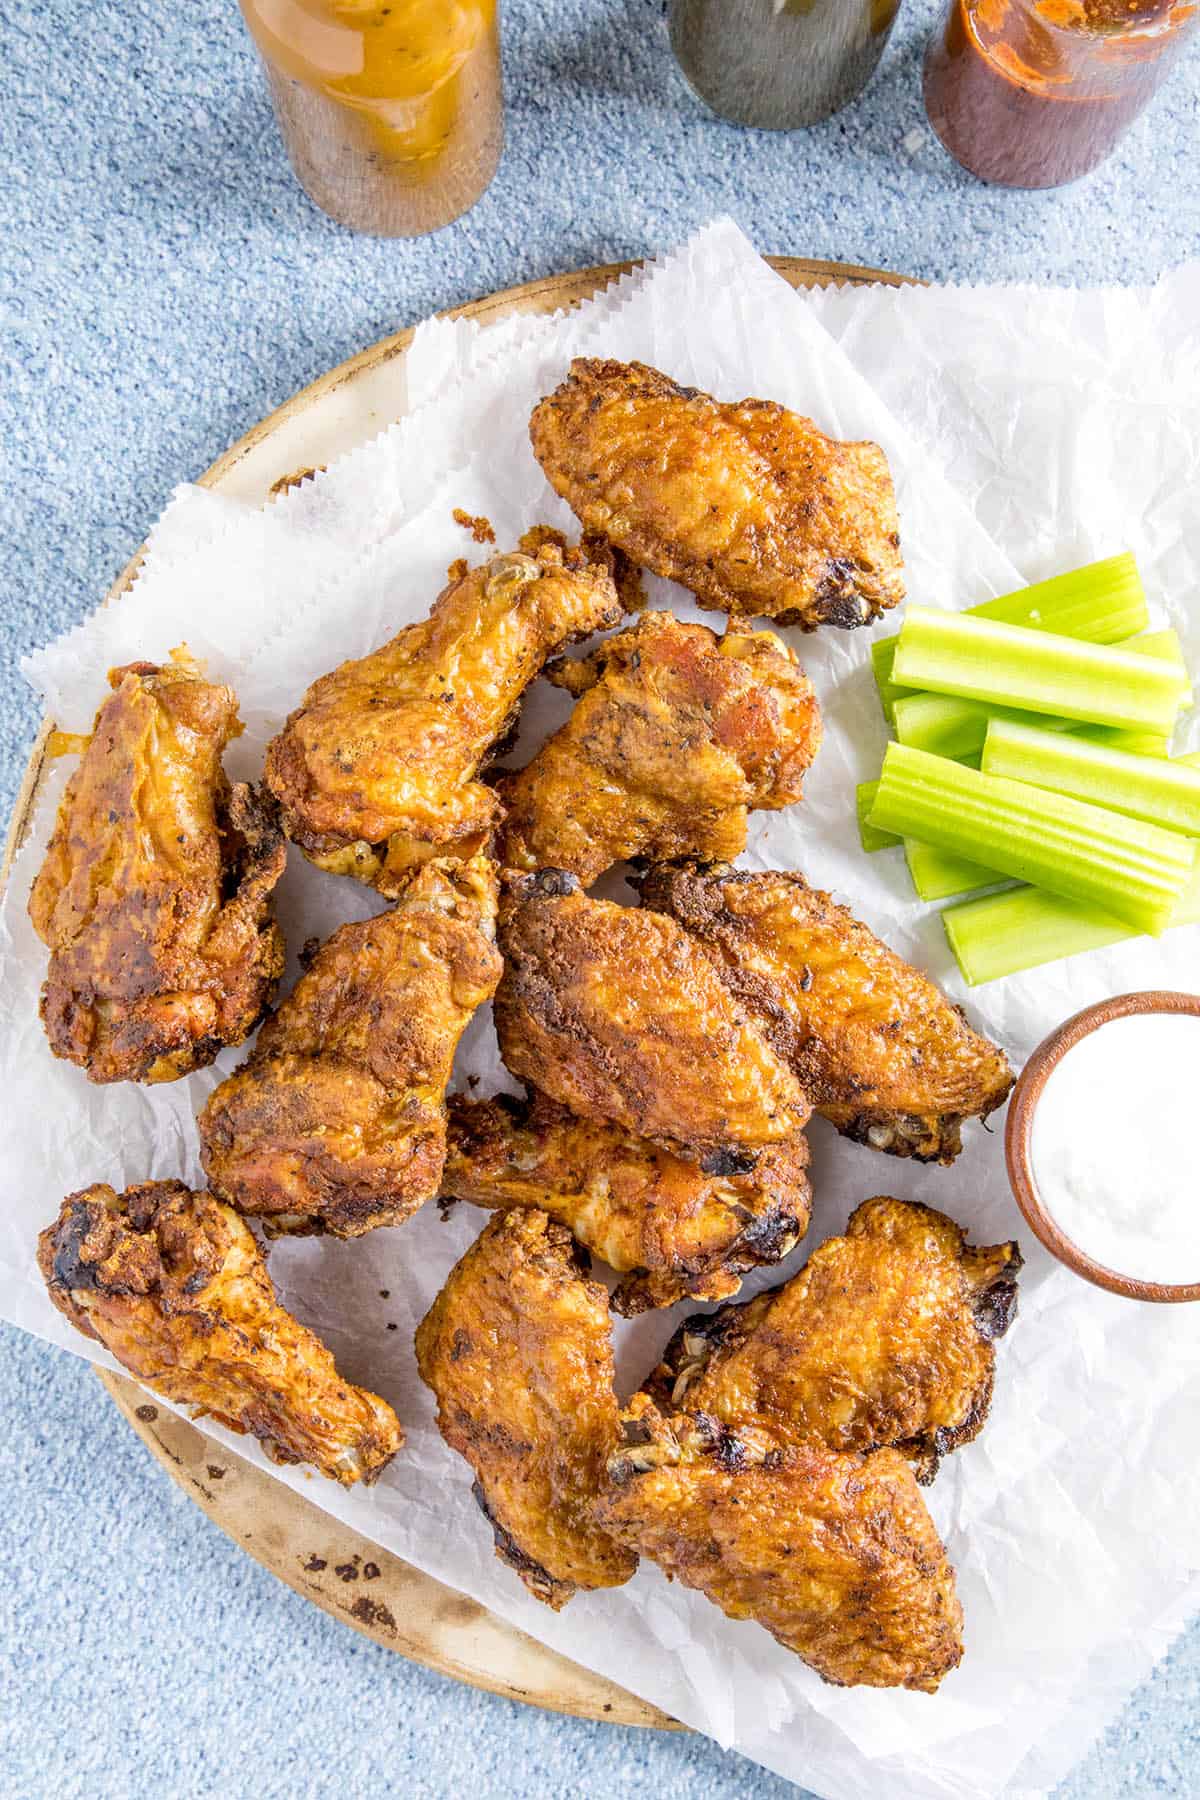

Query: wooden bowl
[1005,990,1200,1303]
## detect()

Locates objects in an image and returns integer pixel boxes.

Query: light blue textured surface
[2,3,1198,1795]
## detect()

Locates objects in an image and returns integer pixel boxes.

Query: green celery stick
[870,552,1147,720]
[891,626,1184,760]
[892,607,1187,735]
[943,851,1200,986]
[904,840,1009,902]
[869,743,1193,934]
[966,552,1147,638]
[982,718,1200,838]
[857,780,900,852]
[890,693,1171,762]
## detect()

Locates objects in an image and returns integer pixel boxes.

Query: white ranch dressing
[1030,1012,1200,1285]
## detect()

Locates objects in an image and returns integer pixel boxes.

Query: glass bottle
[668,0,902,130]
[238,0,503,236]
[924,0,1198,188]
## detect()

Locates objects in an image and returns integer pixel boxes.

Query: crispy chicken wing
[415,1208,636,1609]
[530,359,904,630]
[599,1397,962,1691]
[494,871,811,1161]
[38,1180,402,1485]
[199,856,501,1238]
[649,1197,1021,1482]
[641,863,1014,1163]
[442,1089,811,1314]
[264,541,621,894]
[494,612,821,886]
[28,656,285,1084]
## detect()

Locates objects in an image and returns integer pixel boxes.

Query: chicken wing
[28,655,285,1084]
[199,856,502,1238]
[641,863,1014,1163]
[494,870,811,1161]
[415,1208,636,1609]
[530,358,904,630]
[648,1197,1021,1482]
[599,1397,962,1691]
[264,540,621,895]
[493,611,822,885]
[38,1180,402,1485]
[442,1089,811,1314]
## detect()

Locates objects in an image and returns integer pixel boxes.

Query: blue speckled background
[3,2,1198,1793]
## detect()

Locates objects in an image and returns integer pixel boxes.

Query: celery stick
[857,781,900,852]
[890,694,1170,762]
[892,628,1182,760]
[943,852,1200,986]
[904,840,1008,902]
[871,553,1147,720]
[869,743,1193,934]
[966,552,1147,640]
[893,607,1187,735]
[982,718,1200,838]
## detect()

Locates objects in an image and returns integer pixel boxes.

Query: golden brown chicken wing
[530,359,905,630]
[441,1089,811,1314]
[199,856,502,1238]
[494,871,810,1161]
[38,1180,402,1485]
[28,655,285,1084]
[599,1397,962,1691]
[264,541,621,895]
[415,1208,636,1609]
[493,612,821,886]
[641,863,1014,1163]
[649,1197,1021,1482]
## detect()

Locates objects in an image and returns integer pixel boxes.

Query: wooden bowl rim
[1005,989,1200,1303]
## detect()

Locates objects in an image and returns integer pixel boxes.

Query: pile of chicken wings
[32,361,1019,1693]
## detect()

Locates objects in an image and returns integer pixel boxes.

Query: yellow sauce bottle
[239,0,502,235]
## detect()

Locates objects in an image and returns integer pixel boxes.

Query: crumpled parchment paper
[4,219,1199,1800]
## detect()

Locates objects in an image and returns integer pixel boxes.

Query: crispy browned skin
[28,657,285,1084]
[494,612,822,885]
[599,1397,962,1691]
[198,857,502,1238]
[642,863,1014,1164]
[38,1181,402,1485]
[442,1090,811,1314]
[415,1209,636,1609]
[263,542,621,894]
[494,871,811,1161]
[648,1197,1021,1482]
[530,358,905,630]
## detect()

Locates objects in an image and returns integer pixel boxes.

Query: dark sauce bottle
[924,0,1197,188]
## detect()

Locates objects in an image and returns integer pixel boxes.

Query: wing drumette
[442,1089,811,1314]
[598,1397,963,1692]
[29,654,285,1084]
[415,1209,636,1609]
[494,612,821,886]
[530,359,904,630]
[641,863,1014,1164]
[39,1180,402,1485]
[264,541,621,894]
[494,871,810,1162]
[199,856,502,1238]
[648,1197,1021,1482]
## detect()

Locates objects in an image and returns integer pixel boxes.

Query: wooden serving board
[7,254,908,1730]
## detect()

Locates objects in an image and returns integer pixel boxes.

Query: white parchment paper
[4,221,1200,1800]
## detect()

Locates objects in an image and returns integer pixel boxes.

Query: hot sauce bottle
[923,0,1197,188]
[239,0,502,235]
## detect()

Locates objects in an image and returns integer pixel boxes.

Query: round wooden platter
[8,253,907,1730]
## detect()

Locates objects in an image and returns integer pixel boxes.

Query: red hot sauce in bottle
[924,0,1197,188]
